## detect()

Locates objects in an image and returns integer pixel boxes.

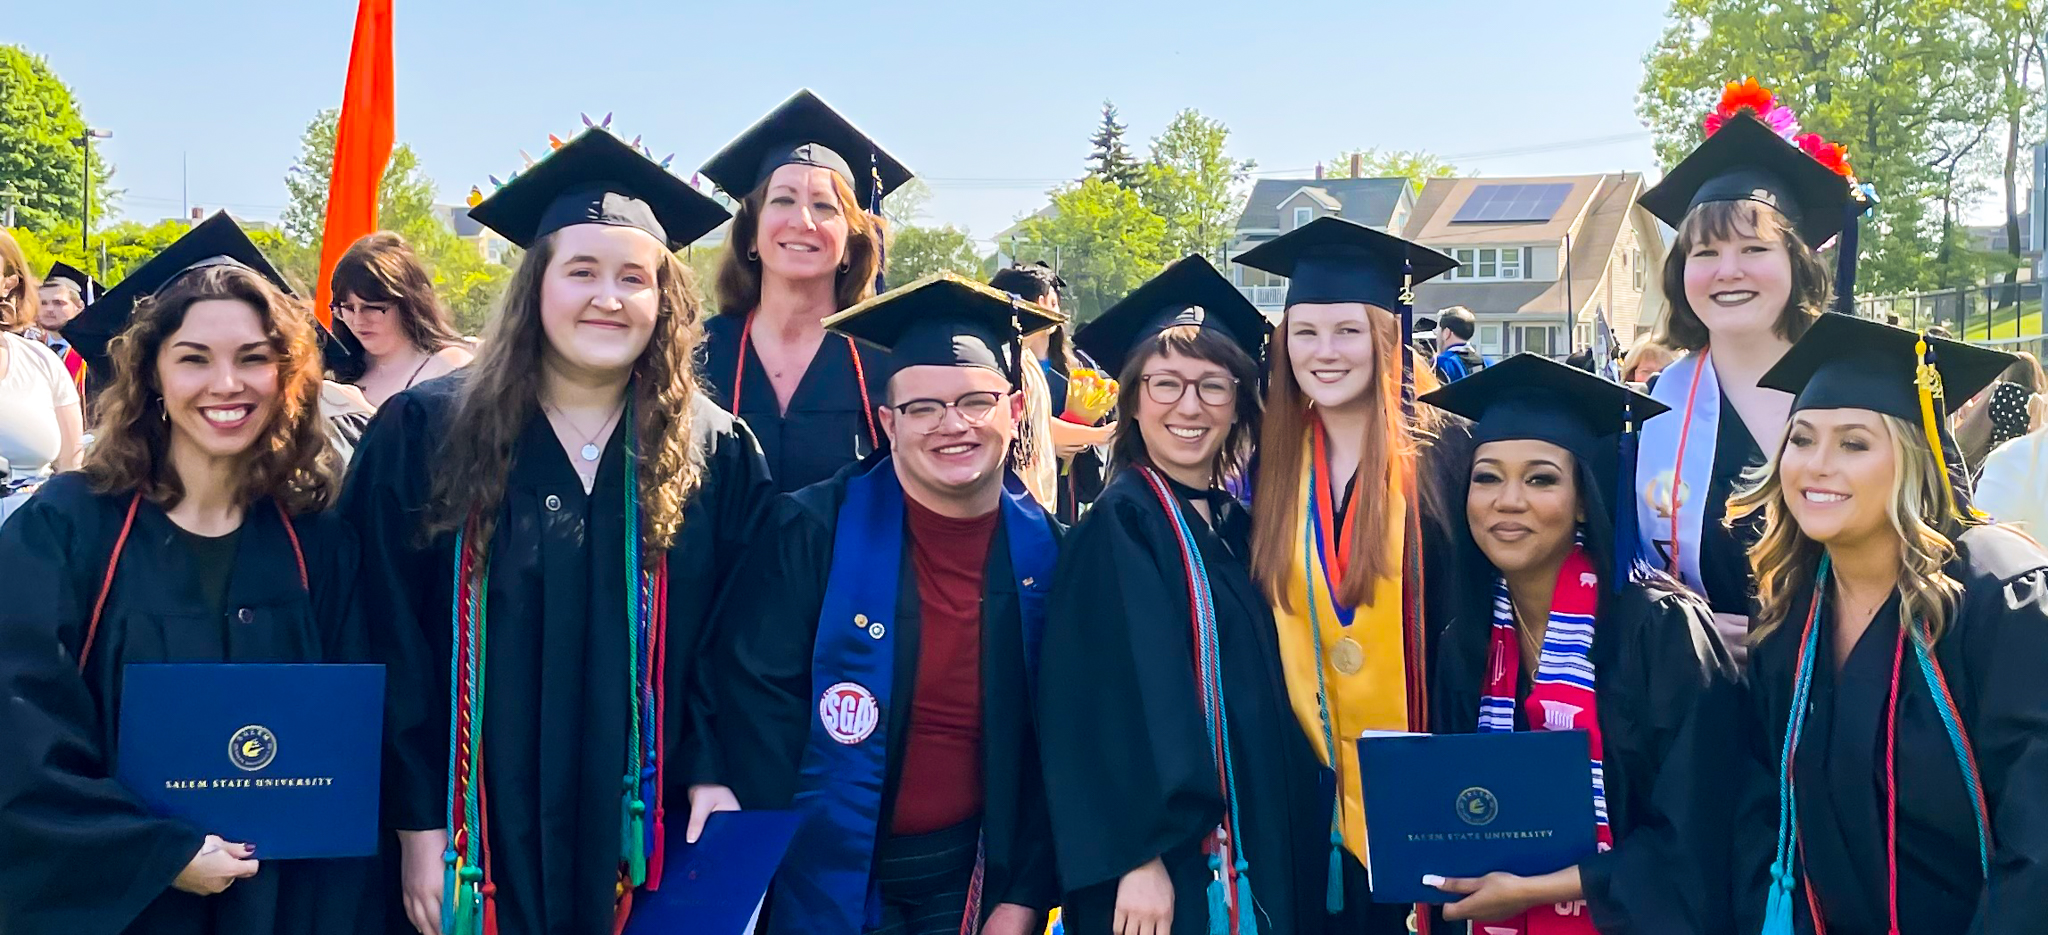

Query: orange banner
[314,0,395,325]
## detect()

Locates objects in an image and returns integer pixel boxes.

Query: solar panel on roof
[1451,182,1573,223]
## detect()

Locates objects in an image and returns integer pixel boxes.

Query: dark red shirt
[889,495,997,835]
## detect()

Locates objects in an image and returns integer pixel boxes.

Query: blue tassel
[441,850,460,935]
[628,800,648,887]
[1326,834,1344,913]
[1614,405,1641,593]
[1829,197,1862,317]
[1207,852,1229,935]
[1760,862,1794,935]
[1234,859,1260,935]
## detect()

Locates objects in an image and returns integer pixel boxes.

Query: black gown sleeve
[335,389,449,833]
[0,479,205,934]
[709,495,834,808]
[1578,583,1747,935]
[1037,496,1223,893]
[1958,555,2048,933]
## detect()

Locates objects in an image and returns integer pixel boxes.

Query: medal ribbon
[1309,416,1357,627]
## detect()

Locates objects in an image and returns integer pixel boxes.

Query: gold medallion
[1332,637,1365,675]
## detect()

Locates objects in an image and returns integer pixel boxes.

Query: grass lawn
[1962,299,2044,340]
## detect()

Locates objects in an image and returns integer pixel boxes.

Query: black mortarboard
[1420,353,1669,463]
[468,130,731,251]
[1074,255,1270,376]
[699,89,913,207]
[1759,314,2012,422]
[69,212,360,377]
[1637,113,1861,249]
[43,261,105,304]
[825,272,1062,381]
[1232,216,1458,310]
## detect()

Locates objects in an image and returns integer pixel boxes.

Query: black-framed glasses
[329,300,394,317]
[890,391,1006,433]
[1141,373,1237,407]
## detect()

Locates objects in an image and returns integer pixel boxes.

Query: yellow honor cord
[1914,336,1974,518]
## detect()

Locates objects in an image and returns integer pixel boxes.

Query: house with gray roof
[1226,166,1418,315]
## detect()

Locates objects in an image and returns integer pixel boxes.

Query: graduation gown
[1745,524,2048,934]
[0,473,374,935]
[338,375,774,935]
[699,311,894,494]
[711,458,1061,926]
[1700,395,1767,616]
[1038,469,1328,935]
[1431,573,1747,935]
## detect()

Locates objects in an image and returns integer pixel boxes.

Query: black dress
[1431,574,1747,934]
[0,473,375,935]
[338,375,774,935]
[709,460,1061,929]
[699,311,895,493]
[1743,524,2048,934]
[1038,469,1328,935]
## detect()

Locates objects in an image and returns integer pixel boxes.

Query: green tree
[1018,177,1170,321]
[1967,0,2047,288]
[9,219,205,287]
[1323,148,1459,191]
[1637,0,2005,293]
[888,224,985,283]
[0,46,116,235]
[1141,109,1256,263]
[1087,101,1146,189]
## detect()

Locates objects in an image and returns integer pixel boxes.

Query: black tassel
[1830,197,1862,316]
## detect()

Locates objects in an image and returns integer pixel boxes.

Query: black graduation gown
[698,311,895,494]
[1699,395,1767,616]
[1744,525,2048,935]
[1431,574,1747,935]
[1039,470,1328,935]
[338,375,774,935]
[710,459,1061,926]
[0,473,374,935]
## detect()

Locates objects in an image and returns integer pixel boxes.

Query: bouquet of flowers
[1060,368,1118,425]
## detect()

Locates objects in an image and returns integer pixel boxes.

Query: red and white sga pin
[819,681,880,745]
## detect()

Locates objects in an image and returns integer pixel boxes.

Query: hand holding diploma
[172,834,258,896]
[1430,867,1585,923]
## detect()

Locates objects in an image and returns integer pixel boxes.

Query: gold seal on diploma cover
[1332,636,1365,675]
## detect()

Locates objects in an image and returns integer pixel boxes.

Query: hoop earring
[747,247,758,262]
[158,398,169,422]
[839,260,851,274]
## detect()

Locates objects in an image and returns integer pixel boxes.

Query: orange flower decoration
[1794,133,1853,177]
[1703,77,1801,138]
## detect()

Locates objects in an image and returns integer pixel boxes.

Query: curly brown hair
[428,233,707,563]
[82,263,340,514]
[713,169,885,317]
[1657,199,1832,352]
[330,231,463,361]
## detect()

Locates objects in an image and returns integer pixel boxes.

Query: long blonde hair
[1250,306,1444,610]
[1731,412,1968,643]
[428,232,706,562]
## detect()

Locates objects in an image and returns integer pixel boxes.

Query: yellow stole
[1272,445,1411,863]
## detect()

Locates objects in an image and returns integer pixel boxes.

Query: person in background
[1956,351,2043,474]
[37,262,100,405]
[0,230,83,482]
[1972,387,2048,536]
[989,262,1114,521]
[328,232,474,409]
[1732,315,2048,934]
[710,275,1062,935]
[1431,305,1488,383]
[697,89,910,493]
[1621,334,1678,390]
[0,236,372,934]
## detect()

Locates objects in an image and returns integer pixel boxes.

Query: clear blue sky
[16,0,1676,244]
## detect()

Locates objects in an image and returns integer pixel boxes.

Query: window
[1293,206,1314,229]
[1478,323,1503,354]
[1513,323,1555,357]
[1451,247,1523,281]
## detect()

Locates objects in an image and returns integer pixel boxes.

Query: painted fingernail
[1422,874,1446,887]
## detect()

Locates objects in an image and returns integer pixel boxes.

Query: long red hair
[1250,306,1443,610]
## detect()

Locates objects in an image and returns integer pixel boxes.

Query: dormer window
[1293,206,1314,229]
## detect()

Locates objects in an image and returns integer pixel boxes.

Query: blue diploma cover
[624,810,802,935]
[1357,731,1597,904]
[115,663,385,860]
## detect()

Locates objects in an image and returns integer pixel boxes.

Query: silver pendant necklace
[544,398,626,464]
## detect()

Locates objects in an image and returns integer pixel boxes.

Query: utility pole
[75,127,113,252]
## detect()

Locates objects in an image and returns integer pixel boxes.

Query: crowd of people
[1,82,2046,935]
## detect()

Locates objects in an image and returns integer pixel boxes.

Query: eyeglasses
[329,300,394,318]
[1141,373,1237,407]
[890,391,1006,434]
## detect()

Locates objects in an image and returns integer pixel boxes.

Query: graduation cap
[468,129,731,251]
[1074,255,1269,377]
[1638,113,1861,250]
[1421,352,1670,588]
[824,271,1062,382]
[1232,216,1458,311]
[698,89,914,209]
[42,261,105,305]
[67,212,360,378]
[1759,313,2014,512]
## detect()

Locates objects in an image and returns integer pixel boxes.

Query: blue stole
[769,458,1056,934]
[1635,351,1718,595]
